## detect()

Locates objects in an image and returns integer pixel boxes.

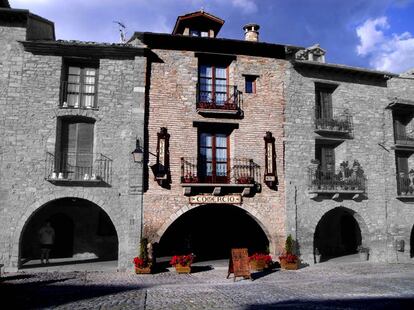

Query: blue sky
[10,0,414,73]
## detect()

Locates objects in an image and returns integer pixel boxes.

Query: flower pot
[175,265,191,274]
[135,266,152,274]
[250,260,267,271]
[280,259,299,270]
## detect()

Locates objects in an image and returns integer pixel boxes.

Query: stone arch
[156,203,271,260]
[12,192,120,268]
[155,203,272,244]
[313,206,370,260]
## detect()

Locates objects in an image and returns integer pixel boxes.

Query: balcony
[394,133,414,151]
[314,108,353,137]
[45,152,112,186]
[180,157,260,196]
[59,81,98,110]
[308,161,366,199]
[396,173,414,198]
[196,83,243,117]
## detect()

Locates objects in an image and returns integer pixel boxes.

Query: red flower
[278,253,298,263]
[170,254,194,266]
[249,253,272,264]
[133,256,147,268]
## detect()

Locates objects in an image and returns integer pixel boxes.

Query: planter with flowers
[279,234,300,270]
[249,253,272,271]
[133,238,152,274]
[182,173,199,183]
[236,176,254,184]
[170,254,194,274]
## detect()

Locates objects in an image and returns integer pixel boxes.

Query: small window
[245,76,256,94]
[201,31,209,37]
[190,30,200,37]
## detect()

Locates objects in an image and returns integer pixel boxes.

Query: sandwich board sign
[227,248,251,281]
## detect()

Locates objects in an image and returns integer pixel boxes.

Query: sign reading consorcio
[189,195,242,204]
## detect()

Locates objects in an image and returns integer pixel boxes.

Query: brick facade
[142,48,287,255]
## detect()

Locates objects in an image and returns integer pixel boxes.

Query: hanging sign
[189,195,242,204]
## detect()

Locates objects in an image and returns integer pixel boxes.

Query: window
[393,111,414,144]
[62,62,98,109]
[56,117,94,180]
[315,144,335,173]
[245,75,256,94]
[315,84,336,120]
[190,29,209,37]
[199,64,228,105]
[199,131,229,183]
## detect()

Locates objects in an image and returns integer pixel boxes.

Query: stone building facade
[130,11,289,258]
[285,57,414,264]
[1,3,413,272]
[0,5,146,271]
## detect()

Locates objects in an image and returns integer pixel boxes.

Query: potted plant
[170,254,194,274]
[249,253,272,271]
[133,238,152,274]
[279,234,300,270]
[357,245,369,261]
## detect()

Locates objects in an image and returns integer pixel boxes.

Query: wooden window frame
[198,130,231,183]
[244,75,257,94]
[61,59,99,109]
[198,62,230,104]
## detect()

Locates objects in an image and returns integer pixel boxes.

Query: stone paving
[1,262,414,309]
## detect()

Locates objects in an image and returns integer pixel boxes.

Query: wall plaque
[189,195,242,204]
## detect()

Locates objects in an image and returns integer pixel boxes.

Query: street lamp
[132,138,144,163]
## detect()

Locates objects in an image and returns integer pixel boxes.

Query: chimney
[243,23,260,42]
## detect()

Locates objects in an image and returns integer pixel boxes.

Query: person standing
[38,221,55,264]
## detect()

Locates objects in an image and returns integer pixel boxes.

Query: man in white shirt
[38,221,55,264]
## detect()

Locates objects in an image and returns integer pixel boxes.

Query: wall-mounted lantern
[132,138,144,163]
[264,131,278,189]
[155,127,170,185]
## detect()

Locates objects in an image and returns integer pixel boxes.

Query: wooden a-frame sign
[227,248,251,281]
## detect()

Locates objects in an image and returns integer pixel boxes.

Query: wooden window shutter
[397,155,409,174]
[76,122,94,168]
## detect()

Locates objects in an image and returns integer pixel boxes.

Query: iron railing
[196,83,242,111]
[396,173,414,196]
[314,108,353,133]
[60,81,97,109]
[181,157,260,184]
[308,169,365,192]
[394,132,414,147]
[45,152,112,184]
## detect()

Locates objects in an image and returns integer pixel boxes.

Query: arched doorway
[20,197,118,267]
[158,204,269,261]
[314,207,363,261]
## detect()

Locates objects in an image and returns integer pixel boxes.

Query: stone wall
[0,24,146,271]
[143,48,287,255]
[285,64,414,264]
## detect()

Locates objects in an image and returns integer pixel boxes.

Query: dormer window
[172,10,224,38]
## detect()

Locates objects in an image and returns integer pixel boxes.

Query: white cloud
[230,0,258,14]
[356,16,414,73]
[356,17,388,56]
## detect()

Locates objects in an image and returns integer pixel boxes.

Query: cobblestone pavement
[1,262,414,309]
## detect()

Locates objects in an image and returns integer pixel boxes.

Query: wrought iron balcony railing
[196,83,242,112]
[181,157,260,185]
[314,108,353,134]
[394,132,414,147]
[45,152,112,185]
[308,169,366,193]
[60,81,97,109]
[396,173,414,196]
